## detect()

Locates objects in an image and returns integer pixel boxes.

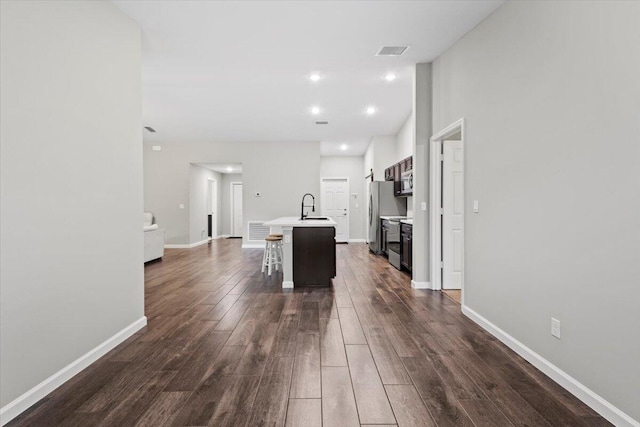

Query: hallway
[9,240,608,426]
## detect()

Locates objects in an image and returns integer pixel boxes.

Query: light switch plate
[551,318,561,339]
[151,145,162,151]
[473,200,479,213]
[420,202,427,211]
[179,204,185,209]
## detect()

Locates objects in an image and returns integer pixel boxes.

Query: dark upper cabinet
[384,167,393,181]
[385,155,413,196]
[393,163,402,195]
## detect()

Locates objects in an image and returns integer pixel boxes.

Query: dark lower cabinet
[293,227,336,286]
[401,223,412,272]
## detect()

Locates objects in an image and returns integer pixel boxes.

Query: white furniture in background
[143,212,165,262]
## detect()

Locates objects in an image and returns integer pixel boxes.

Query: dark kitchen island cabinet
[293,226,336,286]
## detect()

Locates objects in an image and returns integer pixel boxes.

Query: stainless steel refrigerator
[368,181,407,254]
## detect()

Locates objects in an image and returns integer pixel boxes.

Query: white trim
[429,118,465,302]
[348,238,366,243]
[462,305,639,427]
[0,316,147,426]
[320,177,350,243]
[282,281,294,289]
[164,238,209,249]
[190,239,209,248]
[411,280,433,290]
[230,181,242,238]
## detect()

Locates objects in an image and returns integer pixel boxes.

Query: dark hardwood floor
[9,240,609,426]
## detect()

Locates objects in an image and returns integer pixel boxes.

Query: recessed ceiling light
[226,166,233,172]
[340,144,348,151]
[309,73,322,82]
[384,73,397,82]
[366,106,377,115]
[311,106,321,115]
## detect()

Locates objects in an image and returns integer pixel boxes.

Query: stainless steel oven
[386,220,401,269]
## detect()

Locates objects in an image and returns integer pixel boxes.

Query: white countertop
[401,219,413,225]
[264,216,337,227]
[380,215,408,221]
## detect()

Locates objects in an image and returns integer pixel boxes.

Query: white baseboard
[0,316,147,426]
[282,281,294,289]
[189,239,209,248]
[165,239,209,249]
[411,280,432,289]
[461,305,639,427]
[348,239,366,243]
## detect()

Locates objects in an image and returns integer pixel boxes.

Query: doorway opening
[320,177,350,243]
[430,118,465,305]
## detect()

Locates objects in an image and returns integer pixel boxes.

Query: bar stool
[262,235,283,276]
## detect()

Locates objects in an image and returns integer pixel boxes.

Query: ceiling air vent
[315,121,329,125]
[144,126,156,133]
[376,46,409,56]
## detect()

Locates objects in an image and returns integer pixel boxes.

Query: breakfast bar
[263,216,337,288]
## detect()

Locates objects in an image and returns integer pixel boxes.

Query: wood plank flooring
[8,239,610,426]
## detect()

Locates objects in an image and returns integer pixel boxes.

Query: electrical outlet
[179,204,185,209]
[284,235,291,244]
[420,202,427,211]
[551,318,561,339]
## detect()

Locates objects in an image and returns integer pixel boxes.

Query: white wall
[144,141,320,246]
[320,156,366,241]
[432,1,640,422]
[411,64,433,286]
[367,136,396,180]
[363,136,401,240]
[0,0,143,412]
[222,173,243,236]
[396,113,415,161]
[189,165,221,243]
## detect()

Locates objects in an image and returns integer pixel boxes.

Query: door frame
[429,118,465,300]
[230,181,242,237]
[208,178,217,239]
[320,177,350,243]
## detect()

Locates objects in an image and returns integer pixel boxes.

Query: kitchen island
[263,216,337,288]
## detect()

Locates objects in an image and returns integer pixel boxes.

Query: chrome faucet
[300,193,315,220]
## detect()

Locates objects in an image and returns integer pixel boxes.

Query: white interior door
[231,182,243,237]
[442,141,463,289]
[321,178,349,243]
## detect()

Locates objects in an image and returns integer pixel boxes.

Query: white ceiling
[113,0,504,156]
[196,163,243,174]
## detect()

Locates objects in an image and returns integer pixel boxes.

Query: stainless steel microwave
[401,170,413,195]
